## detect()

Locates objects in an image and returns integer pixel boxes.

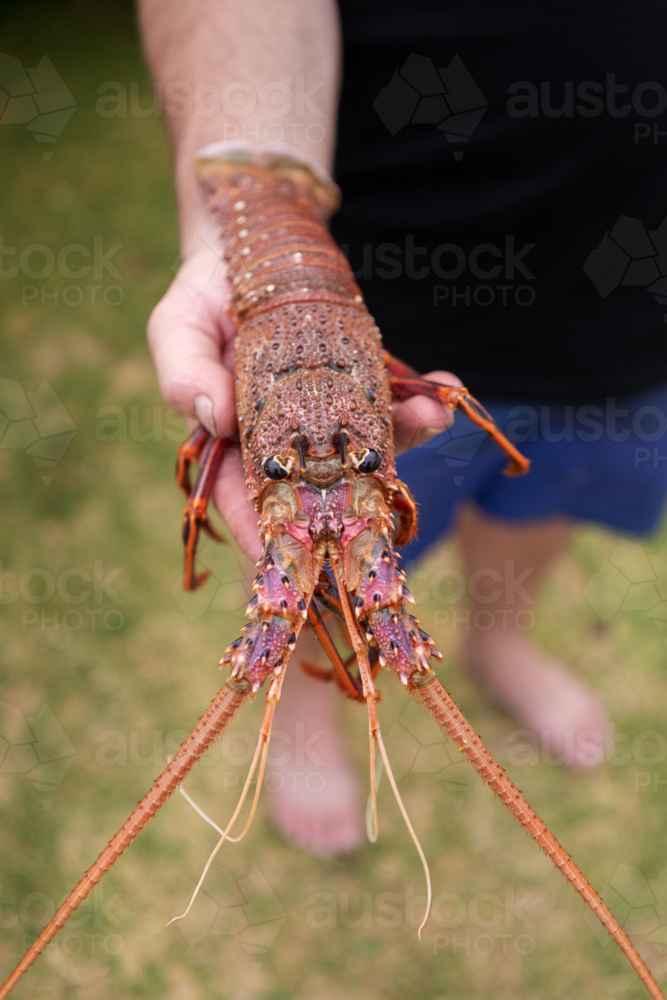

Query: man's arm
[140,0,341,249]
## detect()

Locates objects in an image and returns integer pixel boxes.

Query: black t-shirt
[331,0,667,400]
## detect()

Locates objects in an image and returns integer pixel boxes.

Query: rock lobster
[1,150,664,999]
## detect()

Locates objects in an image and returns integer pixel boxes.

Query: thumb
[147,249,238,439]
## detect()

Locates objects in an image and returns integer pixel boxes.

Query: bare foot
[265,653,364,856]
[461,631,610,770]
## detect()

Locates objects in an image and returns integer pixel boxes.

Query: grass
[1,3,667,998]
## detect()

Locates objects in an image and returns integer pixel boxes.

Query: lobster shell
[198,157,398,504]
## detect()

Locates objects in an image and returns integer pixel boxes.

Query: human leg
[457,503,609,769]
[265,627,363,856]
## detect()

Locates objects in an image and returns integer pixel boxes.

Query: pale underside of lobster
[1,153,664,999]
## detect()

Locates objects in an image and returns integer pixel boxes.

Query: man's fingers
[147,249,238,439]
[392,369,463,455]
[212,444,263,561]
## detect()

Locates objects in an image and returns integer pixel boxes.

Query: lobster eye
[356,449,382,473]
[264,456,290,480]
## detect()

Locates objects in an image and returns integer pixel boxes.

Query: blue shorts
[396,381,667,563]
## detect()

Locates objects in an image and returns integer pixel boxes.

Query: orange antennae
[412,671,666,1000]
[169,677,282,926]
[0,680,249,1000]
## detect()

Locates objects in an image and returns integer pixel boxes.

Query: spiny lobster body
[198,157,435,694]
[1,153,664,1000]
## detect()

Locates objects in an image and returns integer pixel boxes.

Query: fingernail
[194,394,217,436]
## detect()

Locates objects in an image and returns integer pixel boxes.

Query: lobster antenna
[323,555,430,922]
[323,556,382,846]
[178,785,226,834]
[177,739,269,845]
[365,754,384,842]
[168,738,271,926]
[0,683,249,1000]
[367,724,380,843]
[167,689,278,927]
[375,725,432,939]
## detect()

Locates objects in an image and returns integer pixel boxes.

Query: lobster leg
[409,671,666,1000]
[306,601,365,700]
[176,424,211,498]
[312,570,347,619]
[305,572,383,698]
[389,479,419,547]
[181,434,226,591]
[314,563,409,670]
[0,679,250,1000]
[384,351,530,477]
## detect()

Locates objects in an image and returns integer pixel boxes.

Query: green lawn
[1,3,667,998]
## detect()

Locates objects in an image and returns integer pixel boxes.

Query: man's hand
[148,233,265,561]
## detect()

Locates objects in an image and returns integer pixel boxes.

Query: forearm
[138,0,341,250]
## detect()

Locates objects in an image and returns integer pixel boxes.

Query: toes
[530,684,609,769]
[560,696,610,771]
[266,772,364,857]
[461,635,611,771]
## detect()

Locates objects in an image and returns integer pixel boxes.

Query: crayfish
[1,151,664,999]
